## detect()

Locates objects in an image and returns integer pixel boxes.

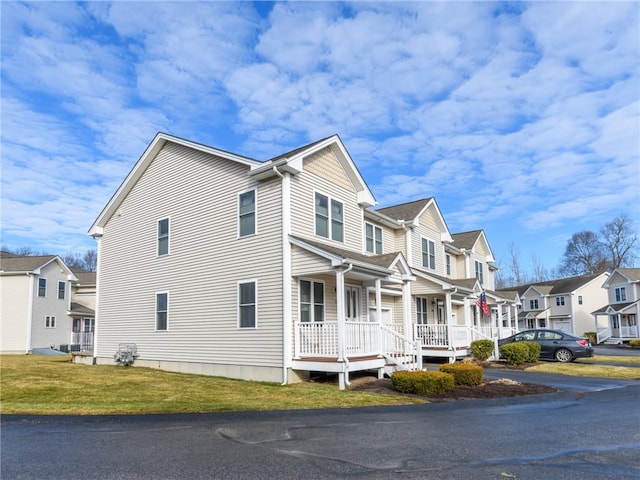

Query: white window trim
[475,260,484,285]
[421,238,435,270]
[416,296,429,324]
[157,217,171,257]
[155,291,169,331]
[45,315,56,328]
[57,281,66,300]
[38,277,47,297]
[314,190,344,243]
[364,222,383,254]
[556,296,565,306]
[237,187,257,238]
[445,254,451,276]
[238,279,258,329]
[299,278,325,323]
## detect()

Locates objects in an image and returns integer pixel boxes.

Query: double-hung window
[45,316,56,328]
[365,223,383,254]
[299,279,324,322]
[416,297,428,324]
[615,287,627,302]
[238,281,257,328]
[556,296,565,306]
[475,261,484,285]
[315,193,343,242]
[38,278,47,297]
[529,299,539,309]
[58,281,66,300]
[421,239,435,270]
[238,189,256,237]
[156,292,168,330]
[158,218,170,256]
[445,254,451,276]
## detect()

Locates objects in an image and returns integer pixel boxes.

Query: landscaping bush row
[391,363,484,395]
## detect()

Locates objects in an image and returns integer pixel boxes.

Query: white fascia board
[363,209,402,229]
[289,236,344,266]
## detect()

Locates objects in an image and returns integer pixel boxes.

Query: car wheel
[555,348,572,363]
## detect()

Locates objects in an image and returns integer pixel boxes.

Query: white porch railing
[621,325,639,338]
[597,327,611,344]
[295,322,338,357]
[71,332,94,351]
[415,324,448,347]
[380,324,422,371]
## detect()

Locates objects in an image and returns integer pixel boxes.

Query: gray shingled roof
[267,136,335,163]
[450,230,482,250]
[616,268,640,281]
[70,268,96,285]
[69,302,95,315]
[499,273,603,296]
[291,236,403,271]
[375,198,433,222]
[0,253,57,273]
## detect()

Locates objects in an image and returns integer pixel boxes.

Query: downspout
[92,235,102,364]
[272,166,292,386]
[26,274,34,354]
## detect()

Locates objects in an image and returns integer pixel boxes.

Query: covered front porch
[594,302,640,344]
[289,237,421,388]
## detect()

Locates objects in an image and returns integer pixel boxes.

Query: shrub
[499,343,530,366]
[583,332,597,344]
[440,363,483,386]
[391,370,455,396]
[521,341,541,362]
[629,339,640,348]
[470,340,494,361]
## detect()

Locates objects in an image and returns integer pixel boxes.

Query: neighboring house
[68,268,97,351]
[88,133,518,388]
[502,272,609,336]
[593,268,640,344]
[0,252,78,353]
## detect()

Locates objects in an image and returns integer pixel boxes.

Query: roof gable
[0,253,77,280]
[450,230,495,262]
[89,132,261,236]
[603,268,640,287]
[377,197,452,242]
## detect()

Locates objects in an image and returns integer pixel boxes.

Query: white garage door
[554,320,571,333]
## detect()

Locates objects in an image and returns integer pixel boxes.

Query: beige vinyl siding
[391,229,406,256]
[0,276,30,352]
[30,262,73,350]
[290,147,363,251]
[97,143,284,367]
[304,148,356,193]
[572,274,608,335]
[291,245,334,276]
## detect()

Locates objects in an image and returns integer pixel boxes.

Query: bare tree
[508,242,527,286]
[599,215,638,269]
[83,249,98,271]
[530,254,548,282]
[559,231,608,276]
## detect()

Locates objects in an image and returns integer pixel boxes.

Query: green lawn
[577,354,640,364]
[526,361,640,379]
[0,355,424,415]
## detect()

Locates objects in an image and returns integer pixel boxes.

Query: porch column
[375,279,382,324]
[446,291,455,362]
[402,280,411,338]
[506,304,512,331]
[336,269,346,362]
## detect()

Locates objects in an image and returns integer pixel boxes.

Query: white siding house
[1,252,78,353]
[593,268,640,343]
[88,133,517,387]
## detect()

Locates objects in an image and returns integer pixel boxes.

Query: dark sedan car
[498,329,594,362]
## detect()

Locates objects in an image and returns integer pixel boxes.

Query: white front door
[345,286,360,322]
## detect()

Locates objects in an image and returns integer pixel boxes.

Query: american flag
[476,291,489,316]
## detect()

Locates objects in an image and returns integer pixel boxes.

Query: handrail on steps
[380,324,422,371]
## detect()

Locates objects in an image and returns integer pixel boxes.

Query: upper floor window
[416,297,428,324]
[578,296,583,305]
[58,281,66,300]
[445,254,451,276]
[238,280,257,328]
[156,292,168,330]
[157,218,170,256]
[300,279,324,322]
[615,287,627,302]
[421,238,435,270]
[556,296,565,306]
[475,261,484,285]
[45,316,56,328]
[529,299,539,309]
[38,278,47,297]
[238,189,256,237]
[315,193,343,242]
[365,223,382,254]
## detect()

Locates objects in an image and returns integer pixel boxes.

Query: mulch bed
[347,361,558,401]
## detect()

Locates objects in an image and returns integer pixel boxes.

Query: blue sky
[1,1,639,277]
